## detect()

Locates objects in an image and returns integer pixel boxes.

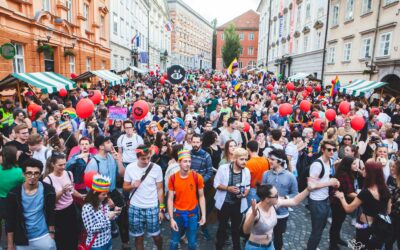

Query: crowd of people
[0,71,399,250]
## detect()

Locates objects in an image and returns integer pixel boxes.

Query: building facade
[148,0,171,72]
[258,0,328,79]
[110,0,149,72]
[216,10,259,71]
[168,0,213,70]
[0,0,110,79]
[324,0,400,87]
[257,0,271,67]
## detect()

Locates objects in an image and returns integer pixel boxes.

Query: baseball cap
[94,135,111,149]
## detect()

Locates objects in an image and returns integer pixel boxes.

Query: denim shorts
[128,206,160,237]
[245,240,275,250]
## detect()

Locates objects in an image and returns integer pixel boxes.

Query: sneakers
[201,227,212,241]
[327,217,332,224]
[351,218,357,226]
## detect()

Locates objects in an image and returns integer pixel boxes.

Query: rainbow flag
[63,108,77,119]
[227,58,238,75]
[330,75,340,97]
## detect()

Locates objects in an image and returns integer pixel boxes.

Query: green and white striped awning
[339,79,388,97]
[0,72,76,94]
[287,72,312,82]
[73,70,127,86]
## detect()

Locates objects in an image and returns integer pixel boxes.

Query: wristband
[159,203,166,209]
[49,230,55,234]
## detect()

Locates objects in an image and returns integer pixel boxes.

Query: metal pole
[370,0,382,80]
[320,0,330,87]
[265,0,272,67]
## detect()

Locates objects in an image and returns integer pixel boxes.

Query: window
[239,33,244,40]
[315,31,322,49]
[100,16,105,37]
[86,57,91,71]
[294,39,299,54]
[239,47,243,55]
[83,3,89,30]
[328,46,336,64]
[345,0,354,21]
[306,2,311,18]
[384,0,397,5]
[296,5,302,29]
[248,61,256,68]
[248,47,254,55]
[331,5,339,26]
[361,38,372,58]
[303,36,309,52]
[120,18,124,38]
[238,61,243,68]
[343,42,352,61]
[12,43,25,73]
[42,0,50,11]
[249,33,254,40]
[66,0,72,22]
[69,56,75,74]
[362,0,372,14]
[221,33,224,40]
[379,32,391,56]
[113,55,118,69]
[113,13,118,35]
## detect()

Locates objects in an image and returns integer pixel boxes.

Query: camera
[371,136,380,143]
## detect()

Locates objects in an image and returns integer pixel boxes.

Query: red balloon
[377,121,383,128]
[132,100,149,120]
[271,94,276,100]
[213,75,219,82]
[339,101,350,115]
[331,79,336,85]
[351,116,365,131]
[159,77,166,85]
[150,71,154,76]
[306,85,313,93]
[279,103,293,116]
[200,77,205,83]
[221,84,226,89]
[325,109,337,121]
[206,82,211,88]
[70,73,77,79]
[312,111,319,118]
[76,99,95,119]
[313,118,326,132]
[315,85,322,92]
[59,88,67,97]
[243,122,250,133]
[89,90,102,105]
[267,84,273,91]
[302,91,309,98]
[370,108,380,116]
[163,72,168,78]
[287,82,295,91]
[300,100,311,112]
[84,171,97,189]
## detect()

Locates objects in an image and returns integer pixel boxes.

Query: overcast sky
[181,0,260,26]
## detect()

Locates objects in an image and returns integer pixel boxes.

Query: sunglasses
[268,194,279,199]
[343,138,351,141]
[325,147,337,152]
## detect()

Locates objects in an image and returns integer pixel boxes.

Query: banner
[109,106,128,120]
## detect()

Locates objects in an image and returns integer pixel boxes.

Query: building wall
[0,0,110,80]
[257,0,270,67]
[168,0,213,70]
[324,0,400,85]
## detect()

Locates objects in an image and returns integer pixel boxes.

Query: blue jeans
[170,213,199,250]
[91,239,112,250]
[245,240,275,250]
[307,198,330,250]
[247,188,260,207]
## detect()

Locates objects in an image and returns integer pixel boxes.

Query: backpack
[297,158,332,191]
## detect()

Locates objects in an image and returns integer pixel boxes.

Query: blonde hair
[233,147,248,159]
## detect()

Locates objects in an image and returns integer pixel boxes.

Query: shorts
[128,206,160,237]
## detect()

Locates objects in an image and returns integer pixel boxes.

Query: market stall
[73,70,127,86]
[338,79,388,97]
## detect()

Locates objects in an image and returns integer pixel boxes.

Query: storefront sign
[1,43,16,60]
[109,106,128,120]
[167,65,186,84]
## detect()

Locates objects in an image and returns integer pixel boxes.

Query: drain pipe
[369,0,382,80]
[265,0,272,67]
[320,0,330,87]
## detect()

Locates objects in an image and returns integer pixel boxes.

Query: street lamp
[38,27,53,46]
[64,36,77,51]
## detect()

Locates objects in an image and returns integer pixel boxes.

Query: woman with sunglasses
[151,131,171,174]
[335,161,391,250]
[43,152,82,250]
[242,182,315,250]
[338,134,353,159]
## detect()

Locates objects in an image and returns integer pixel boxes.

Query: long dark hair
[202,131,217,148]
[335,156,355,179]
[2,145,18,170]
[256,183,275,201]
[222,139,236,162]
[154,131,171,155]
[84,189,108,210]
[44,152,66,177]
[364,161,390,201]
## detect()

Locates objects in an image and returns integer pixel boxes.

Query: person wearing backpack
[123,145,164,250]
[167,149,206,250]
[117,120,144,167]
[262,148,298,250]
[214,147,251,250]
[306,140,340,250]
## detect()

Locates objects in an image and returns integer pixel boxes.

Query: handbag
[77,232,98,250]
[368,212,393,241]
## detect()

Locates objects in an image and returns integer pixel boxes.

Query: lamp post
[37,27,53,46]
[64,36,77,51]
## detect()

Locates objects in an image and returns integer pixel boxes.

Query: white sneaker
[351,218,357,226]
[327,217,332,224]
[288,207,294,212]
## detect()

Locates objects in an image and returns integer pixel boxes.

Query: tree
[211,18,217,70]
[221,23,242,68]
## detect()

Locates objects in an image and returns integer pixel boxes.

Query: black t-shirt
[5,140,30,165]
[357,188,389,217]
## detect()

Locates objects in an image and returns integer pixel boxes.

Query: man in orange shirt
[167,149,206,250]
[25,92,42,121]
[246,140,269,205]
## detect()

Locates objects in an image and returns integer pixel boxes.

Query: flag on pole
[136,35,140,47]
[131,32,139,45]
[165,22,172,32]
[330,75,341,97]
[227,58,238,75]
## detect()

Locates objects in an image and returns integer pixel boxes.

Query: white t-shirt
[219,129,242,146]
[117,134,144,163]
[285,142,298,173]
[309,157,332,201]
[263,143,284,158]
[33,146,52,174]
[124,162,163,208]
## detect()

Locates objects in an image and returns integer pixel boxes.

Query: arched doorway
[380,74,400,96]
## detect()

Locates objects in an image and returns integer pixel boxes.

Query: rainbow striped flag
[330,75,340,97]
[227,58,238,75]
[63,108,77,119]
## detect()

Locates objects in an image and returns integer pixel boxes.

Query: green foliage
[37,44,54,56]
[221,23,242,68]
[63,50,75,57]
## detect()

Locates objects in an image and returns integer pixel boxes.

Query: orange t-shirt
[168,171,204,211]
[27,103,42,121]
[246,157,270,188]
